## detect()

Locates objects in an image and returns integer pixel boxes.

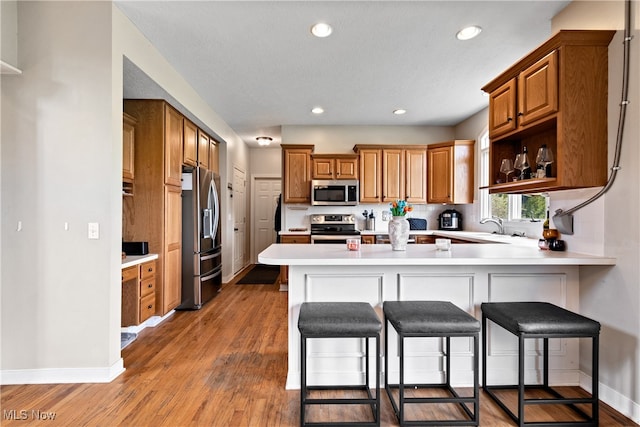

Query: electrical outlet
[88,222,100,239]
[381,211,390,221]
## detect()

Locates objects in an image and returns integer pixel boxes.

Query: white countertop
[121,253,159,269]
[258,243,615,266]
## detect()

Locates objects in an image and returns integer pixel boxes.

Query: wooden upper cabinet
[357,148,382,203]
[482,30,615,194]
[209,139,220,174]
[198,129,210,170]
[311,154,358,180]
[354,145,427,203]
[517,51,558,127]
[122,113,136,183]
[282,145,313,203]
[489,79,517,139]
[427,140,474,204]
[164,105,184,187]
[382,148,404,202]
[182,119,198,168]
[404,148,427,204]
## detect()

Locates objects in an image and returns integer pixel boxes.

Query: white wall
[0,0,19,68]
[551,1,640,420]
[1,1,122,381]
[0,2,251,383]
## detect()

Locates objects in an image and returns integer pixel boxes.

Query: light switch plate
[88,222,99,239]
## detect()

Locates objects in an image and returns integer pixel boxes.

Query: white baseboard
[121,310,175,334]
[0,358,125,385]
[581,372,640,424]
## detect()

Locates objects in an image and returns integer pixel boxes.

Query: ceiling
[116,1,570,148]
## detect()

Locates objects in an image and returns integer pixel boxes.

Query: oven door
[311,234,361,244]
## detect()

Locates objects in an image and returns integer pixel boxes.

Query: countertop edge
[122,254,159,269]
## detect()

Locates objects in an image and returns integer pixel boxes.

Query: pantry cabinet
[311,154,358,180]
[482,30,615,194]
[282,145,313,203]
[123,100,183,316]
[427,140,474,204]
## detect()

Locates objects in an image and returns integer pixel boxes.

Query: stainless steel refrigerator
[178,166,222,310]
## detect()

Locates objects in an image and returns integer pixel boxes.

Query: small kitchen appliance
[438,209,462,231]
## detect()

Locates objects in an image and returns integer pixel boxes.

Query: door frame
[250,173,281,264]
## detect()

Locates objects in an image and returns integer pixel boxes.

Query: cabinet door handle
[507,117,513,122]
[517,112,524,116]
[148,284,153,288]
[147,305,153,309]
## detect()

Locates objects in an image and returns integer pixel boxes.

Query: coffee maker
[438,209,462,231]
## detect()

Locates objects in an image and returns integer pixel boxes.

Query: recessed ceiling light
[393,109,407,115]
[311,22,333,38]
[311,107,324,115]
[456,25,482,41]
[256,136,273,146]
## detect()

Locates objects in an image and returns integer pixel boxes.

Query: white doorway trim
[250,173,281,264]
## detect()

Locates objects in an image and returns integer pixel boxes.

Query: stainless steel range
[310,213,361,244]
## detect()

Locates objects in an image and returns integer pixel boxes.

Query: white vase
[388,216,410,251]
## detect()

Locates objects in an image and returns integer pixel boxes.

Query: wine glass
[499,158,515,182]
[513,154,525,180]
[535,146,554,177]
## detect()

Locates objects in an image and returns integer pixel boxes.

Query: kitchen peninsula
[258,243,615,390]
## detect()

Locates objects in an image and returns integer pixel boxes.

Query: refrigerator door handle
[209,177,220,242]
[201,268,222,282]
[201,250,221,262]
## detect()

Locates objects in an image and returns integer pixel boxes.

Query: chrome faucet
[480,216,504,235]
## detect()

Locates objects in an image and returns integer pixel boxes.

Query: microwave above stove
[311,180,359,206]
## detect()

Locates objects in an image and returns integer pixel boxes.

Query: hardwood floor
[1,265,638,426]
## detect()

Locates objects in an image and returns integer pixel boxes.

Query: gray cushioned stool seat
[384,300,480,334]
[298,302,382,427]
[481,302,600,427]
[298,302,382,336]
[383,301,480,426]
[481,302,600,335]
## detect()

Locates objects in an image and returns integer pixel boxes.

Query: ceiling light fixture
[393,109,407,115]
[256,136,273,146]
[311,107,324,115]
[311,22,333,38]
[456,25,482,41]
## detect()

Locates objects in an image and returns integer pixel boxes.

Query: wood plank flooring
[2,265,638,426]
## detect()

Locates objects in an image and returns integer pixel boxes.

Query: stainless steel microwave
[311,180,359,206]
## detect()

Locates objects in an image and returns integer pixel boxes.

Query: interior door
[253,178,281,263]
[232,166,246,274]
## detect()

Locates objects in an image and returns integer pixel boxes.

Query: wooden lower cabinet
[122,260,157,326]
[414,235,436,244]
[279,235,311,286]
[361,235,375,245]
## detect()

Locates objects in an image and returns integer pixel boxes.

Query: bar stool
[481,302,600,427]
[298,302,382,427]
[384,301,480,426]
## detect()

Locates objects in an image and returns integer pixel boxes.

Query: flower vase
[388,216,410,251]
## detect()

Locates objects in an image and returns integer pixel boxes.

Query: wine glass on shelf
[513,154,525,181]
[535,145,554,178]
[499,158,515,183]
